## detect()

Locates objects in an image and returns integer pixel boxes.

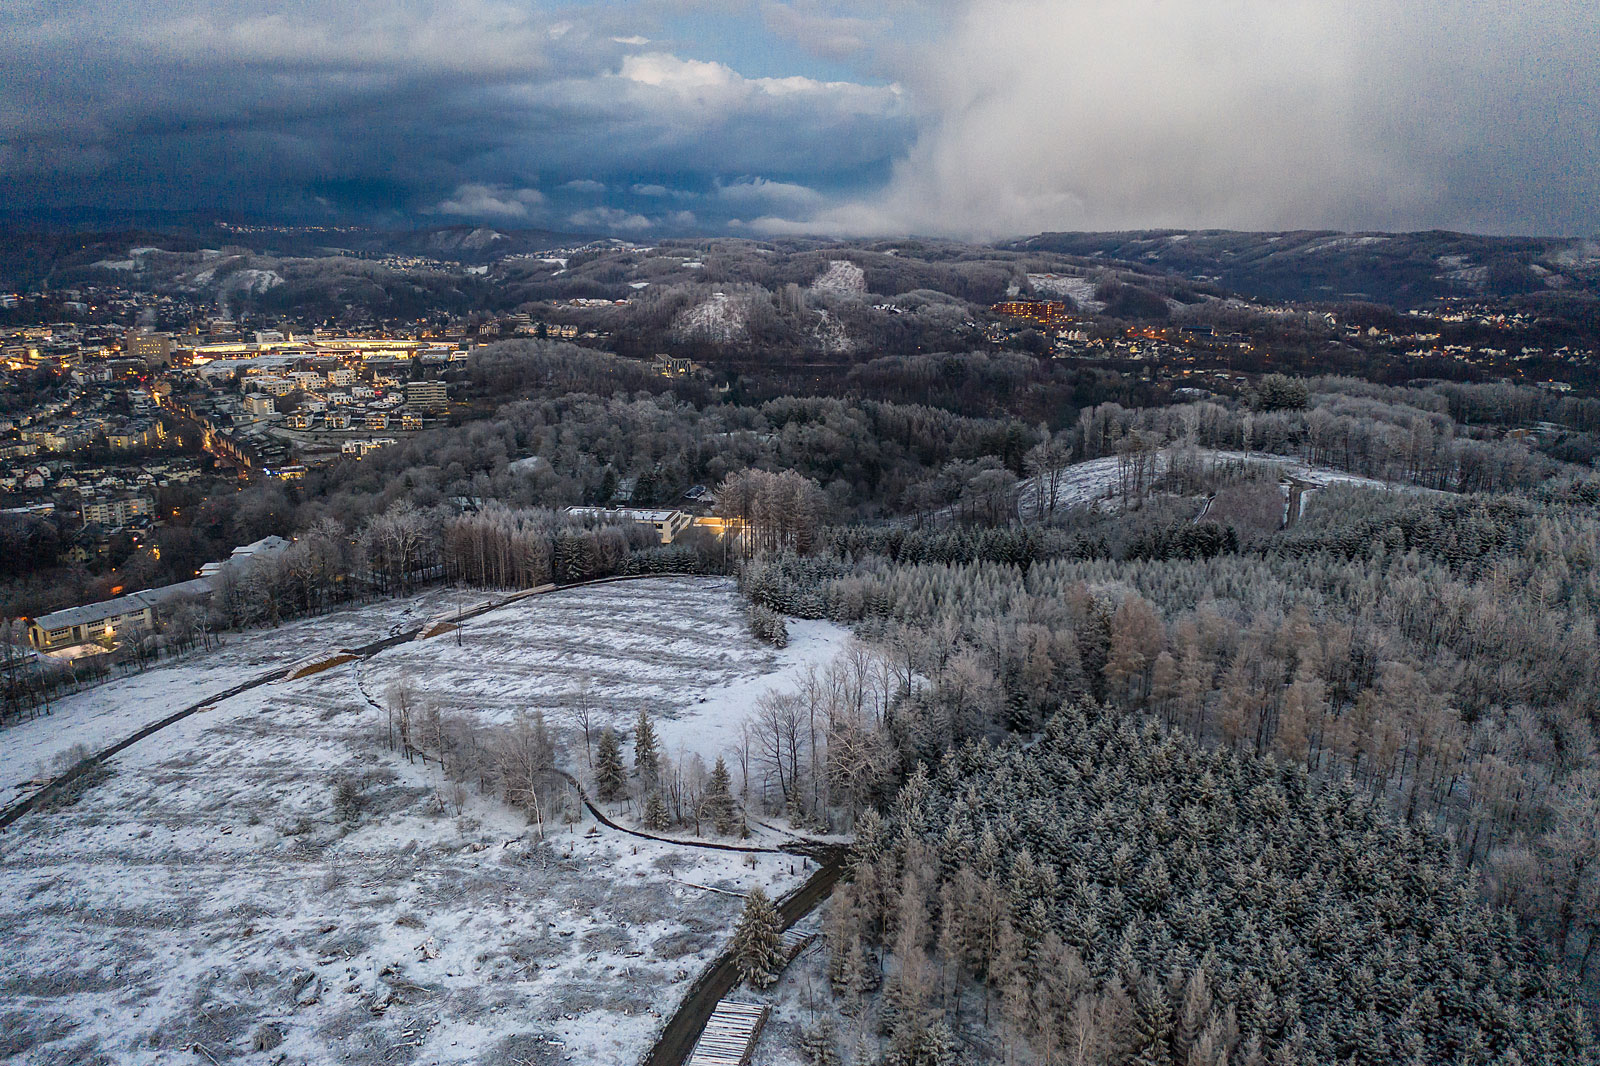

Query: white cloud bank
[759,0,1600,238]
[430,184,545,219]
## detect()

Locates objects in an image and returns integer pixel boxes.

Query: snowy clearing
[359,577,852,773]
[1026,273,1105,312]
[808,260,865,300]
[1016,448,1438,521]
[673,293,749,344]
[1,589,465,800]
[0,578,832,1065]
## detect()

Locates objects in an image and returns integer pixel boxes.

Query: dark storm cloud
[0,0,911,230]
[0,0,1595,235]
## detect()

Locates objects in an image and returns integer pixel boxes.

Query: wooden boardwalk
[685,1001,769,1066]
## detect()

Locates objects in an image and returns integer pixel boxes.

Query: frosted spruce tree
[632,708,659,792]
[732,886,786,988]
[704,755,739,835]
[593,727,627,802]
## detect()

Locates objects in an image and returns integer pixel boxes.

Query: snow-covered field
[809,260,865,300]
[0,578,844,1065]
[1015,455,1127,519]
[673,292,750,344]
[1,589,464,802]
[1016,448,1436,521]
[1026,272,1105,312]
[362,577,851,771]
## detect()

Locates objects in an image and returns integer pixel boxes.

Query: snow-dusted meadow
[361,577,851,772]
[1,588,466,803]
[0,577,847,1065]
[1015,447,1437,522]
[1025,272,1106,313]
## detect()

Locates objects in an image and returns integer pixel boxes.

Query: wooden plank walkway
[685,1001,768,1066]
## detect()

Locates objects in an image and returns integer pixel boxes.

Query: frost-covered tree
[704,756,738,835]
[632,708,659,791]
[593,727,627,802]
[846,704,1595,1065]
[732,886,786,988]
[642,791,672,831]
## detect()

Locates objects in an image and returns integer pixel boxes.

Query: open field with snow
[361,577,851,773]
[1016,447,1441,521]
[0,577,841,1065]
[1,589,466,803]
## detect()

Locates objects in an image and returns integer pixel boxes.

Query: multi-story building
[404,380,448,412]
[125,330,173,367]
[80,495,154,528]
[563,506,694,544]
[104,422,160,450]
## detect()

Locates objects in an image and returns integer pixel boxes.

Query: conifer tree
[884,1020,958,1066]
[732,886,787,988]
[643,791,672,831]
[594,727,627,802]
[705,755,738,835]
[799,1016,842,1066]
[633,707,659,790]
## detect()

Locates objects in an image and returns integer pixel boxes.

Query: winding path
[0,572,856,1066]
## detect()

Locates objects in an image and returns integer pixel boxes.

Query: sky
[1,0,1596,239]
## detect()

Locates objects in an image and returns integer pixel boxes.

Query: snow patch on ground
[1027,273,1104,312]
[1300,235,1390,254]
[809,260,865,300]
[1551,241,1600,269]
[93,259,138,271]
[0,590,465,799]
[0,579,819,1065]
[1017,448,1438,521]
[223,268,284,294]
[1441,265,1489,290]
[673,292,750,344]
[811,309,851,354]
[360,578,852,772]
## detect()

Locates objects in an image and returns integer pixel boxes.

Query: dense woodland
[828,709,1591,1064]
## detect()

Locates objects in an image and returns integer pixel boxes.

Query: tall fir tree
[705,755,738,835]
[633,707,660,791]
[593,727,627,802]
[643,791,672,831]
[732,886,787,988]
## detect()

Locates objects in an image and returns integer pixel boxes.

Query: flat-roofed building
[126,330,173,367]
[25,577,213,652]
[563,506,693,544]
[80,495,153,528]
[404,380,448,412]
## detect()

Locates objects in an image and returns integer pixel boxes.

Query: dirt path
[641,849,848,1066]
[1,570,856,1066]
[1284,477,1312,528]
